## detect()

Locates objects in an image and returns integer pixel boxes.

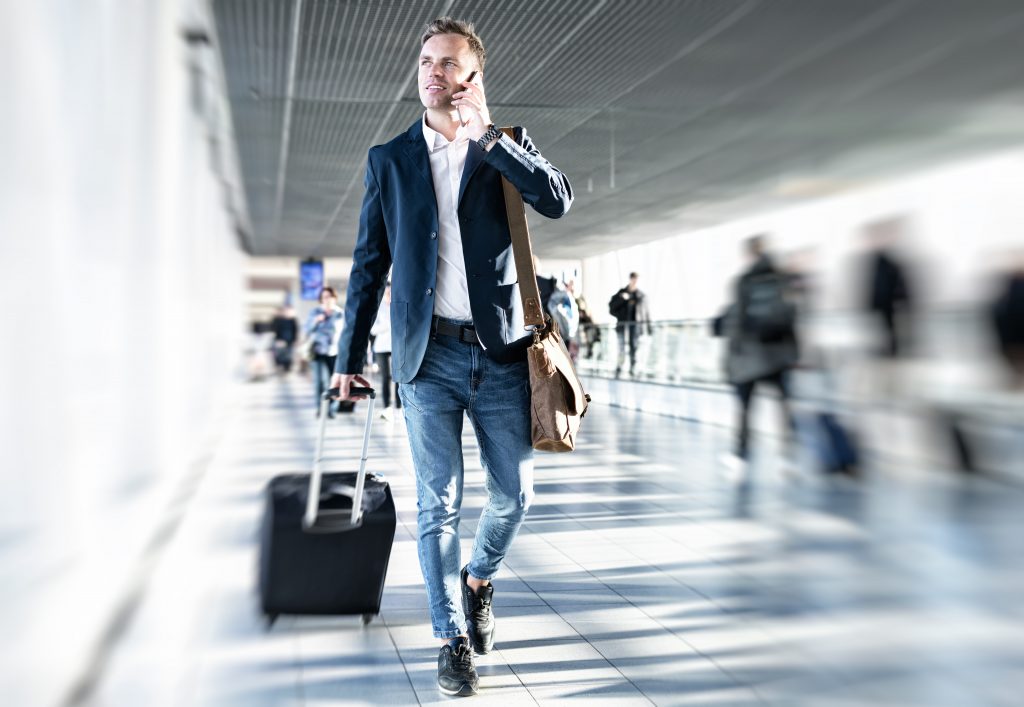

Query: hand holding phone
[455,71,478,126]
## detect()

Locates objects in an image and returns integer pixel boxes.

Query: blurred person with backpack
[548,278,580,362]
[720,236,800,482]
[609,272,651,377]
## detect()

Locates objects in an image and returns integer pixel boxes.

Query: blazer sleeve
[335,150,392,375]
[483,127,573,219]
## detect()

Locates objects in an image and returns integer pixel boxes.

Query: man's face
[418,34,478,111]
[628,276,639,291]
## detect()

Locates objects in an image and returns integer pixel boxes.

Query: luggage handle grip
[304,386,376,531]
[326,386,375,399]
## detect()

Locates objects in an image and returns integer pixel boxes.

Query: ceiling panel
[211,0,1024,258]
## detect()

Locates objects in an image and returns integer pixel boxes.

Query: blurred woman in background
[305,286,344,417]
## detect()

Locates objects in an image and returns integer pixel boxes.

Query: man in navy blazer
[331,17,572,696]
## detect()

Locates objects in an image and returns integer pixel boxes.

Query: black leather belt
[431,316,480,345]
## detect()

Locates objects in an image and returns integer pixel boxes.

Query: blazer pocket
[494,248,519,286]
[492,283,520,343]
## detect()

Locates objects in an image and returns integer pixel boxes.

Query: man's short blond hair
[421,17,486,71]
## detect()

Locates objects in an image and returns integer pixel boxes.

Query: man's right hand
[329,372,372,401]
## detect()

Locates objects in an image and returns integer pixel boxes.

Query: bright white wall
[0,2,245,704]
[582,150,1024,323]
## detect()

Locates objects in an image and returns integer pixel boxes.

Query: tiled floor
[88,375,1024,706]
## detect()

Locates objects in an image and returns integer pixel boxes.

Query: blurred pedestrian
[270,304,298,374]
[575,286,600,359]
[721,236,800,482]
[608,272,650,377]
[862,218,915,358]
[246,321,275,382]
[370,283,401,418]
[548,278,580,362]
[533,256,558,312]
[992,250,1024,389]
[304,286,344,418]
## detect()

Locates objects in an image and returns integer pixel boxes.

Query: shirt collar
[422,112,469,152]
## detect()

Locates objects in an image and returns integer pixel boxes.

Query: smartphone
[456,71,478,125]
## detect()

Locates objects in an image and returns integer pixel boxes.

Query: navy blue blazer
[335,119,573,384]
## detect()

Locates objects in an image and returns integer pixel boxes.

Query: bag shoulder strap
[498,127,545,329]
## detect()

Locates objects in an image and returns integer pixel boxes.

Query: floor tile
[81,377,1024,706]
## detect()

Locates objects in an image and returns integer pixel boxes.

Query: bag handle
[498,127,545,330]
[303,386,376,533]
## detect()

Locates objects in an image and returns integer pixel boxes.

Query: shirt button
[426,288,433,295]
[430,231,437,239]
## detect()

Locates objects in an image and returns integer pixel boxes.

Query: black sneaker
[460,567,495,654]
[437,636,478,696]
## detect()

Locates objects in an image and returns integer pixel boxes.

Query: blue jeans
[400,326,534,639]
[311,353,337,412]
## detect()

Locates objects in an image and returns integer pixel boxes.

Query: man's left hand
[452,77,492,141]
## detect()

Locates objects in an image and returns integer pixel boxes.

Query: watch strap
[477,124,502,150]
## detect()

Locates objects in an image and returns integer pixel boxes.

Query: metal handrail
[574,307,1001,385]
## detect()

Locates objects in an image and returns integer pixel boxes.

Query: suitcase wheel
[361,613,374,625]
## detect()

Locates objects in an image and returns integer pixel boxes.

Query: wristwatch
[477,124,502,150]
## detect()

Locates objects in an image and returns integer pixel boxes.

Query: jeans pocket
[400,381,422,413]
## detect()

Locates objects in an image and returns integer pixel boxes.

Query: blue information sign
[300,259,324,301]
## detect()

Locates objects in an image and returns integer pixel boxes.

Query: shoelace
[451,644,473,671]
[471,596,492,623]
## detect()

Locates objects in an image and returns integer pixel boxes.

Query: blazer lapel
[457,140,486,207]
[401,120,435,193]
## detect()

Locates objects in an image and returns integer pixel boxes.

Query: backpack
[742,273,795,342]
[608,291,628,319]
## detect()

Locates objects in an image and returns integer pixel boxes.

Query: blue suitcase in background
[258,387,396,625]
[813,412,859,474]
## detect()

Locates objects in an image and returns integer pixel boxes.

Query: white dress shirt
[422,113,473,322]
[370,301,392,353]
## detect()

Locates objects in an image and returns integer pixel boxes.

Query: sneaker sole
[438,682,478,697]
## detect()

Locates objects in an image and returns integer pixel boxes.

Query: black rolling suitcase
[259,386,396,625]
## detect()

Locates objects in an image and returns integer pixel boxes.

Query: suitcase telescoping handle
[303,386,376,533]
